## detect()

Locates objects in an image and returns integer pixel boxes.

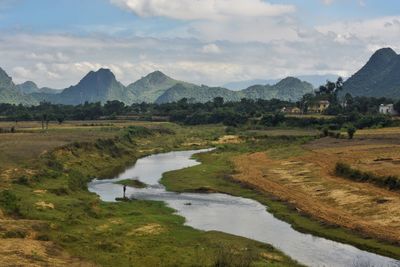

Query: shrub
[345,124,356,139]
[0,190,20,216]
[3,230,27,238]
[225,126,237,135]
[13,175,30,186]
[335,162,400,190]
[322,127,329,137]
[68,171,88,191]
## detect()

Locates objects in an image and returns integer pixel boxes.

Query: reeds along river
[88,149,400,267]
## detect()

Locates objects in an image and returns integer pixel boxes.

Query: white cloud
[202,44,221,54]
[110,0,295,21]
[0,32,380,89]
[316,16,400,50]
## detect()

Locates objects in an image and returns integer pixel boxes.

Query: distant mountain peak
[343,47,400,98]
[368,47,398,65]
[372,47,397,58]
[21,81,38,87]
[277,76,301,83]
[79,68,117,87]
[16,81,39,94]
[0,67,14,89]
[143,70,171,84]
[275,77,309,88]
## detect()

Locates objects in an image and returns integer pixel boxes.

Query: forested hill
[0,68,38,105]
[156,77,314,103]
[343,48,400,98]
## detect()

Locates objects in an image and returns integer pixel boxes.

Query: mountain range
[223,74,340,90]
[1,47,399,106]
[0,68,314,105]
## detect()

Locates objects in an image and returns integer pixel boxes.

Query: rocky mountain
[34,68,133,105]
[0,67,315,105]
[242,77,314,101]
[16,81,59,95]
[156,83,242,104]
[127,71,185,103]
[0,68,38,105]
[343,48,400,98]
[156,77,313,103]
[224,74,339,90]
[33,70,185,105]
[16,81,39,94]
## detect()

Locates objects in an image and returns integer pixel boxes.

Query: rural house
[281,106,302,114]
[379,104,398,115]
[308,100,330,113]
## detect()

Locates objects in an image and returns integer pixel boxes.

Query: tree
[56,114,66,124]
[346,124,356,139]
[213,97,224,108]
[394,100,400,113]
[104,100,125,115]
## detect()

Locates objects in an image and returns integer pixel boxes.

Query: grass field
[0,121,300,267]
[162,134,400,260]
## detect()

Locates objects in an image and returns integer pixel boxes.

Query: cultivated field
[233,127,400,245]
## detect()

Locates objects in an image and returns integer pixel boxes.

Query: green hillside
[242,77,314,101]
[127,71,184,103]
[156,83,243,103]
[343,48,400,98]
[156,77,313,103]
[0,68,38,105]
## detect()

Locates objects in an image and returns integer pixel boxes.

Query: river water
[88,149,400,267]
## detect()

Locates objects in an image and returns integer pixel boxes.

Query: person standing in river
[123,185,127,199]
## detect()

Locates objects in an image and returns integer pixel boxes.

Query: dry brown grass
[0,219,95,266]
[0,120,167,168]
[0,120,165,266]
[232,129,400,243]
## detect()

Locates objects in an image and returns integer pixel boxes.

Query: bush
[0,190,20,216]
[345,124,356,139]
[335,162,400,190]
[13,175,30,186]
[225,126,237,135]
[322,127,329,137]
[3,230,27,238]
[68,171,88,191]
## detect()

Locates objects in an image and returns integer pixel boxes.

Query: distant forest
[1,92,399,131]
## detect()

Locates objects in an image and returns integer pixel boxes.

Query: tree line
[0,88,399,130]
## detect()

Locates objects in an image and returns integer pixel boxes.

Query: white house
[379,104,398,115]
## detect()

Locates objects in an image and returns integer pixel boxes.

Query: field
[0,121,300,267]
[1,121,400,266]
[233,127,400,250]
[162,129,400,259]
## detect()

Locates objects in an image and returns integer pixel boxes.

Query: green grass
[0,123,301,266]
[161,142,400,260]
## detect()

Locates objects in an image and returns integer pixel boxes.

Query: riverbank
[161,136,400,260]
[0,121,300,266]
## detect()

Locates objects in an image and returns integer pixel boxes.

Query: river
[88,149,400,267]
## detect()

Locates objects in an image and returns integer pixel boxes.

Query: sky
[0,0,400,88]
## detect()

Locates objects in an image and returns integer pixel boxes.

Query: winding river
[88,149,400,267]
